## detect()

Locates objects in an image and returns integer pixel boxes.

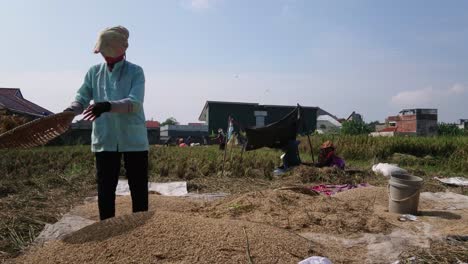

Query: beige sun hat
[320,140,335,150]
[93,26,129,58]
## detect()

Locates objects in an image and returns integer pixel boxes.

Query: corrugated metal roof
[198,100,327,121]
[0,88,53,117]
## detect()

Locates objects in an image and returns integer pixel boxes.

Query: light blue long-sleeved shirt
[75,60,149,152]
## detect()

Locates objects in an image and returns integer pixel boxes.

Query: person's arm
[83,66,145,120]
[109,67,145,113]
[64,69,93,115]
[316,150,334,167]
[64,101,84,115]
[321,151,335,167]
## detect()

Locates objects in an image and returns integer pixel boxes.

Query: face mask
[104,53,125,65]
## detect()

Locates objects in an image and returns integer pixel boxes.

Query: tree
[160,117,179,126]
[437,123,466,136]
[341,120,372,135]
[367,121,381,132]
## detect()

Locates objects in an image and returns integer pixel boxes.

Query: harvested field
[0,116,30,134]
[10,187,468,264]
[2,144,468,263]
[16,211,314,264]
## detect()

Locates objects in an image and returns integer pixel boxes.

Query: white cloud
[280,0,297,17]
[390,84,467,108]
[390,88,436,107]
[449,83,467,94]
[183,0,219,10]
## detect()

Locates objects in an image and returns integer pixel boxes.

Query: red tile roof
[0,88,53,117]
[378,127,398,132]
[146,120,160,128]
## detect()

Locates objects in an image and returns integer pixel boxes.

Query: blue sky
[0,0,467,123]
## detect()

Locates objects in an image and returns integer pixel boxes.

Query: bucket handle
[387,184,420,202]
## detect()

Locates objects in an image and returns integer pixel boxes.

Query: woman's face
[102,53,124,64]
[320,147,334,155]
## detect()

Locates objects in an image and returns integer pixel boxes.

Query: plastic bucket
[388,174,423,214]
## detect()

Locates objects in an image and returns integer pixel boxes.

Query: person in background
[227,132,238,146]
[185,136,192,146]
[273,140,302,175]
[164,136,173,146]
[215,128,226,150]
[178,138,188,147]
[316,140,345,169]
[64,26,149,220]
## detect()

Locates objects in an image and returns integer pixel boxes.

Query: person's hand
[83,102,111,121]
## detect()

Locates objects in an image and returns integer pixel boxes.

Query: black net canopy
[244,105,303,151]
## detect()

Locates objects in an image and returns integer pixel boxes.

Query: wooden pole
[229,135,235,162]
[307,133,315,163]
[240,139,247,163]
[299,104,315,164]
[221,116,230,176]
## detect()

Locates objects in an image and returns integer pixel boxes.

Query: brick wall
[396,115,417,133]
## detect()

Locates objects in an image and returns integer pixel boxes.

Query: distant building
[0,88,53,119]
[370,126,398,137]
[374,123,387,132]
[145,121,160,144]
[198,101,336,135]
[459,119,468,130]
[53,120,93,145]
[316,115,342,134]
[373,108,438,136]
[337,111,363,124]
[52,119,161,145]
[346,111,363,123]
[146,120,160,129]
[188,122,205,126]
[160,124,208,144]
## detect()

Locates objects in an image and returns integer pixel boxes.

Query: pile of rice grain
[333,187,388,206]
[71,195,202,221]
[203,189,391,234]
[16,211,313,264]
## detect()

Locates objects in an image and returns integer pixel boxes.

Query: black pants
[95,151,148,220]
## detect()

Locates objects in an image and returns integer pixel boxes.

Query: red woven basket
[0,111,75,149]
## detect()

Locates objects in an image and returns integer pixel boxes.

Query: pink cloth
[310,183,370,196]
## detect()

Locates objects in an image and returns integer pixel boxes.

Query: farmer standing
[64,26,149,220]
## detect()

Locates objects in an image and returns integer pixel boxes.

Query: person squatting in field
[64,26,149,220]
[315,140,345,169]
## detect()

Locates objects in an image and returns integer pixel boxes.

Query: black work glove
[83,102,111,121]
